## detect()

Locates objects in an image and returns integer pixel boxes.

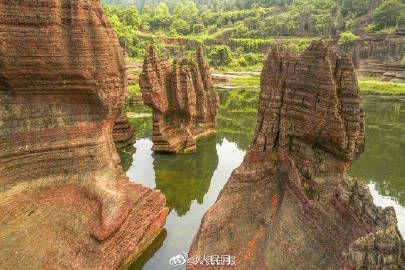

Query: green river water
[118,89,405,270]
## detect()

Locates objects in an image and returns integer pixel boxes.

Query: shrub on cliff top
[338,31,360,52]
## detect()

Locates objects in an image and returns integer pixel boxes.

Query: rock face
[113,113,136,148]
[352,29,405,82]
[140,46,219,153]
[188,41,405,270]
[0,1,167,269]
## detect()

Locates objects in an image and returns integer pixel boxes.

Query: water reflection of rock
[117,145,137,172]
[152,135,219,216]
[350,97,405,206]
[216,89,259,150]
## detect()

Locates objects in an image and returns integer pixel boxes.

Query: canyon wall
[0,0,167,269]
[188,41,405,270]
[139,46,219,153]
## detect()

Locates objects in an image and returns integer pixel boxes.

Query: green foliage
[183,1,198,21]
[193,24,205,34]
[373,0,405,30]
[123,6,141,29]
[341,0,372,17]
[228,38,275,52]
[359,80,405,94]
[338,31,359,52]
[232,23,249,38]
[102,0,405,71]
[244,53,260,65]
[208,45,233,66]
[232,76,260,86]
[142,5,152,16]
[152,2,172,29]
[238,57,248,66]
[170,18,190,35]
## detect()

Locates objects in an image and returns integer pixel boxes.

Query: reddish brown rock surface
[113,113,136,148]
[140,46,219,153]
[0,1,167,269]
[188,41,405,270]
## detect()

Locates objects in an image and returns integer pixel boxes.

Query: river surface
[118,90,405,270]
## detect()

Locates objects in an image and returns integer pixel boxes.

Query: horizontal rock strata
[0,1,167,269]
[352,29,405,82]
[188,41,405,270]
[140,46,219,153]
[113,113,136,148]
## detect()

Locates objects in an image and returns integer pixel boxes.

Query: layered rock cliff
[113,113,136,148]
[139,46,219,153]
[188,41,405,270]
[0,1,167,269]
[352,29,405,82]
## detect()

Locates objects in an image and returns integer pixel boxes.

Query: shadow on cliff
[152,135,219,216]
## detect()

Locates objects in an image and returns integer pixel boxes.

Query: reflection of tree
[349,97,405,206]
[152,135,219,216]
[117,145,136,172]
[129,117,153,139]
[127,229,167,270]
[215,89,259,151]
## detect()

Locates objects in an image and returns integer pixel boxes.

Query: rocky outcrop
[352,29,405,81]
[139,46,219,153]
[0,1,167,269]
[188,41,405,270]
[113,113,136,148]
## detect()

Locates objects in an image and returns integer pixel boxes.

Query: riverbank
[222,74,405,95]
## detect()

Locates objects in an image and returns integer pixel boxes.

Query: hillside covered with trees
[102,0,405,70]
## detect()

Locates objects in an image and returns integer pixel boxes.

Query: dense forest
[102,0,405,69]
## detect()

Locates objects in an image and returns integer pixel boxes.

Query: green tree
[352,0,371,16]
[232,23,249,38]
[108,14,123,35]
[238,57,248,66]
[201,9,215,26]
[338,31,359,52]
[193,23,205,34]
[123,6,141,29]
[173,2,184,17]
[244,53,259,65]
[142,5,153,17]
[152,2,172,29]
[372,0,404,30]
[209,46,233,66]
[170,18,190,35]
[183,1,198,22]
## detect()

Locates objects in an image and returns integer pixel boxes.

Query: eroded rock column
[188,41,404,270]
[140,46,219,153]
[0,1,167,269]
